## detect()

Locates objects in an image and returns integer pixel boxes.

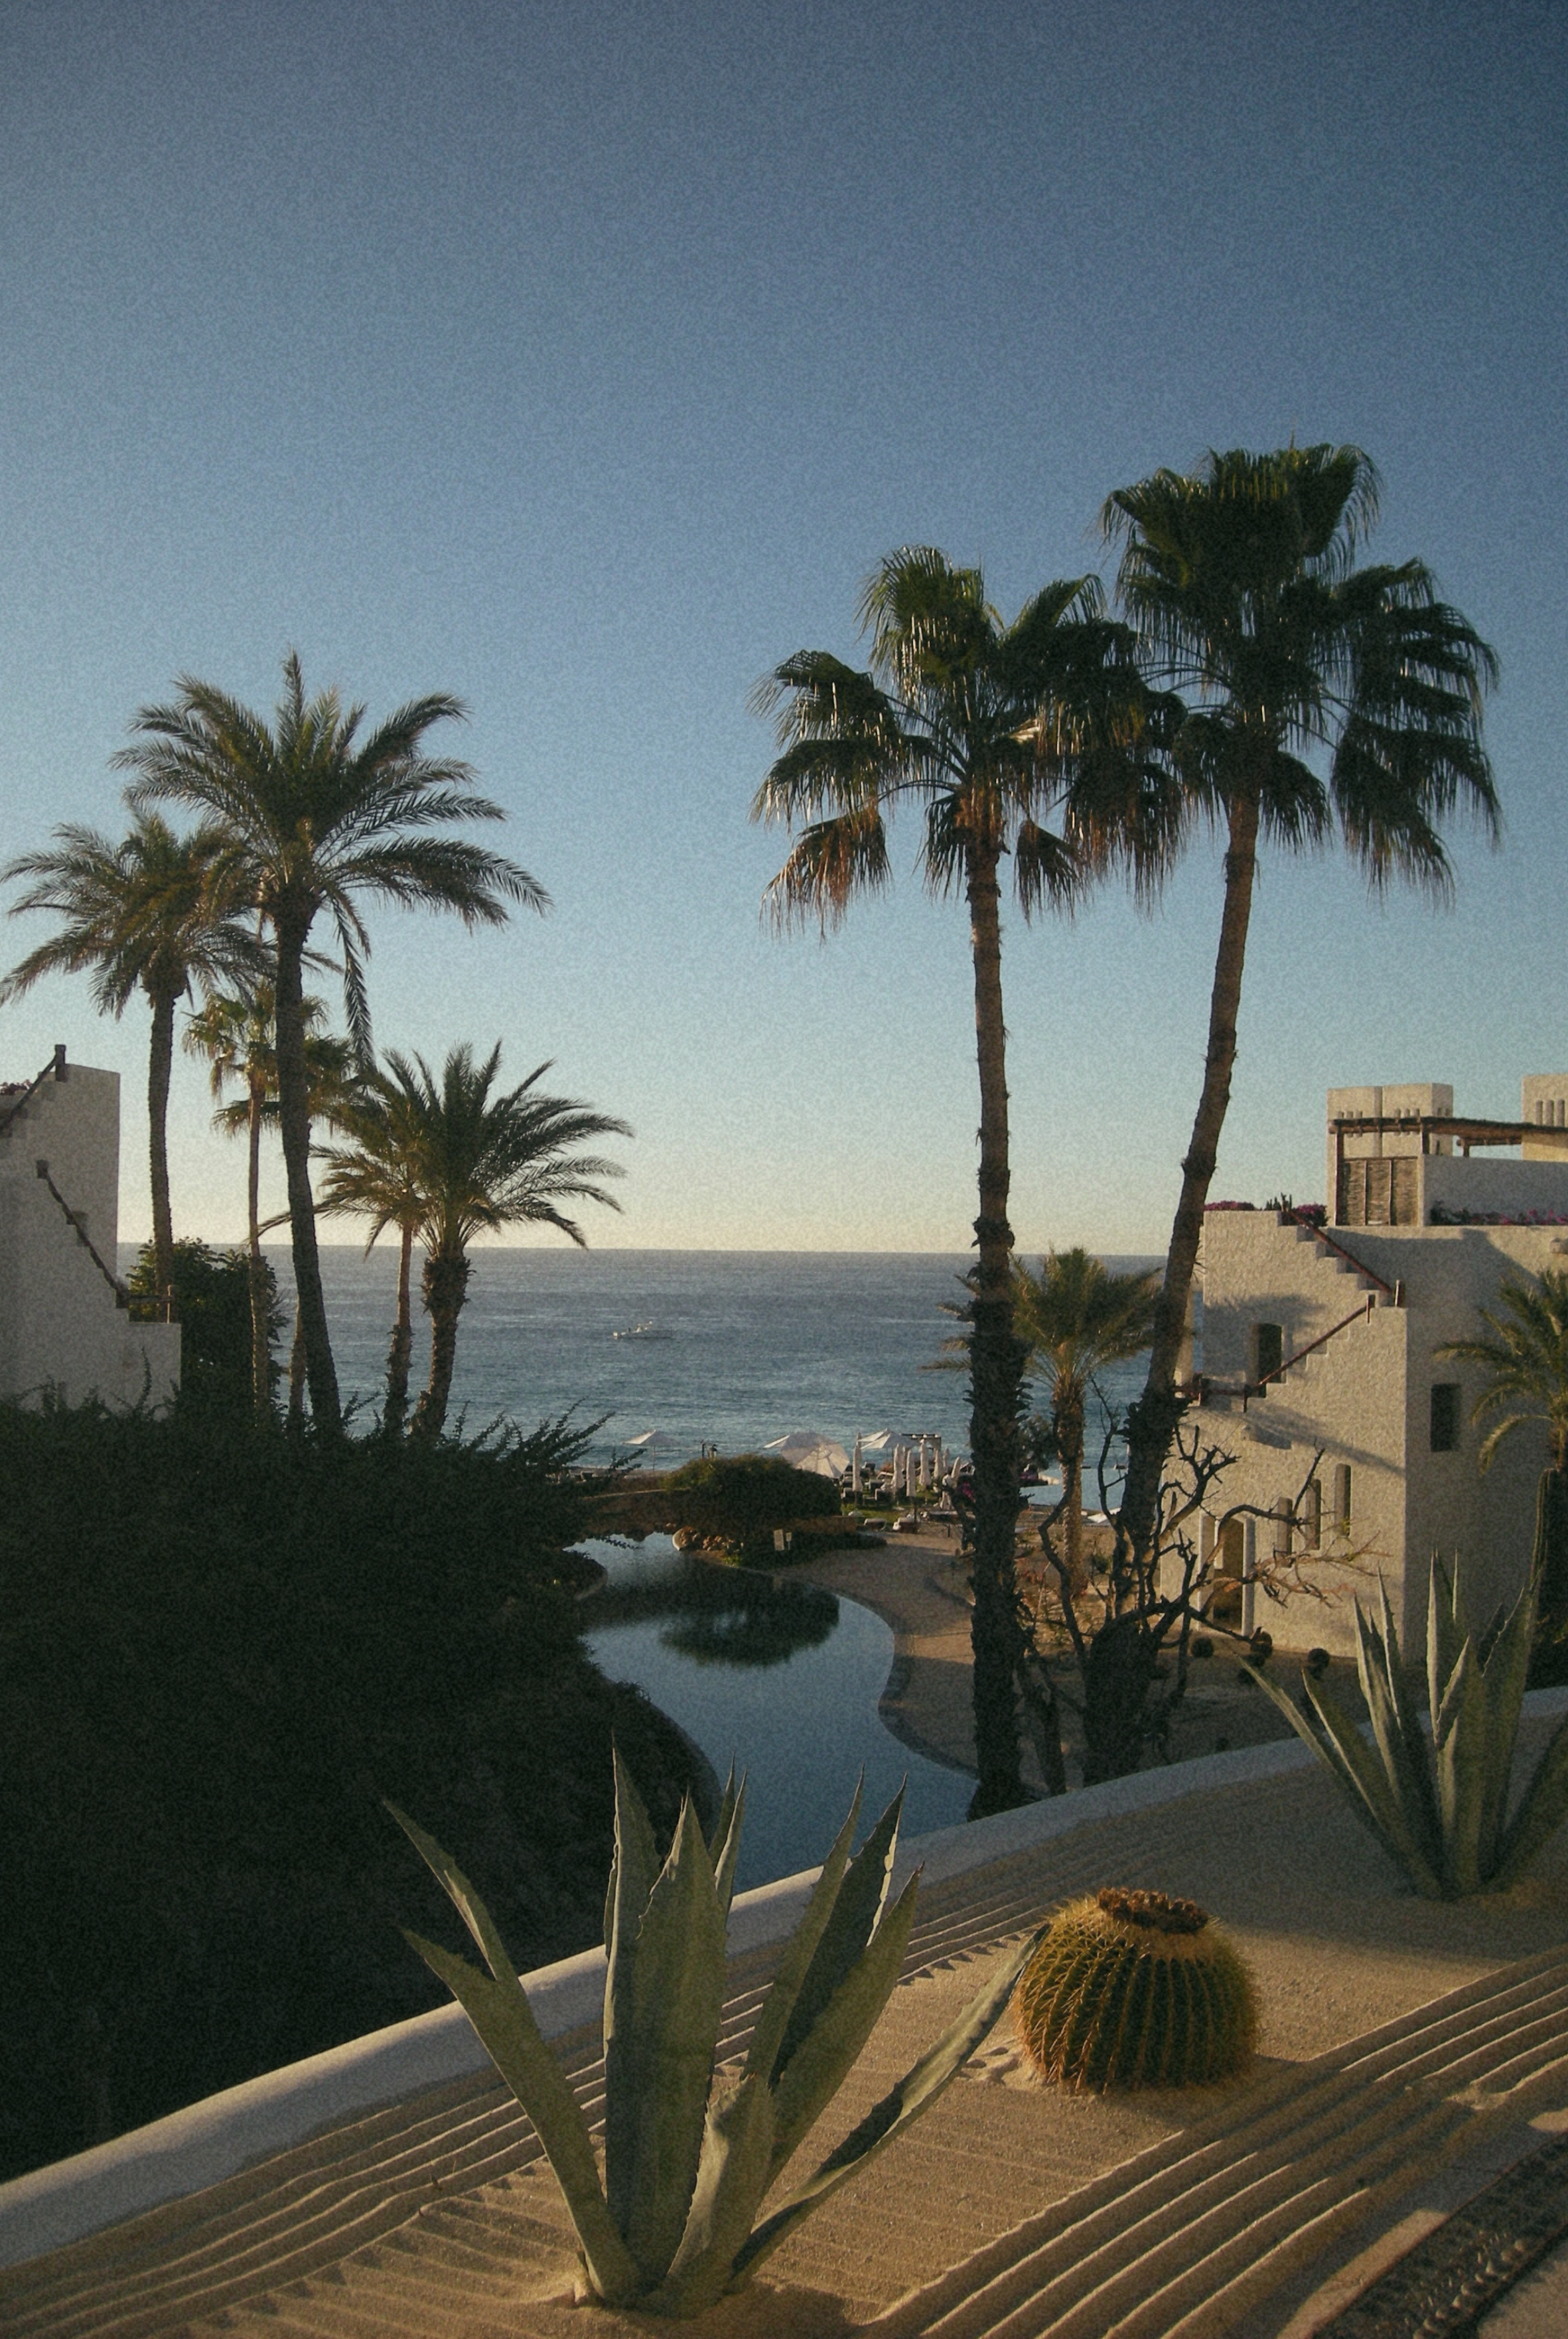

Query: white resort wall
[0,1056,180,1408]
[1191,1209,1557,1654]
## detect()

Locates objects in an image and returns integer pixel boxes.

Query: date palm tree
[185,978,353,1423]
[313,1066,429,1437]
[1014,1249,1159,1593]
[315,1043,630,1442]
[0,812,260,1301]
[1439,1268,1568,1649]
[115,654,547,1433]
[1102,446,1500,1573]
[753,547,1167,1815]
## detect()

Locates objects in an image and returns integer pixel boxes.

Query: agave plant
[392,1760,1043,2316]
[1244,1557,1568,1899]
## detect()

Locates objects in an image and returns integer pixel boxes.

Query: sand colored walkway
[5,1706,1567,2339]
[786,1525,1307,1790]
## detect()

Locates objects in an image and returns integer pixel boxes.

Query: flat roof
[1328,1113,1545,1147]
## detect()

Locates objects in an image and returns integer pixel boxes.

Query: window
[1253,1322,1284,1383]
[1431,1383,1461,1453]
[1332,1463,1353,1534]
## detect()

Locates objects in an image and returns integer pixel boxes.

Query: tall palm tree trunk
[384,1225,415,1437]
[246,1080,271,1423]
[1058,1395,1086,1592]
[273,915,342,1433]
[965,842,1029,1816]
[1120,791,1261,1569]
[413,1250,470,1442]
[146,983,178,1304]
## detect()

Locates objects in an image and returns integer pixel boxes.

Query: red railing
[34,1159,136,1311]
[1283,1207,1401,1302]
[0,1044,66,1137]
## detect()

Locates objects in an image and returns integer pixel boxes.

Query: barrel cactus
[1013,1887,1257,2090]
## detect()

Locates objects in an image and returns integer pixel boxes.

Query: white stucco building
[0,1048,180,1408]
[1186,1075,1568,1655]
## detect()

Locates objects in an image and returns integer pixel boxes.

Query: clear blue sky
[1,0,1563,1253]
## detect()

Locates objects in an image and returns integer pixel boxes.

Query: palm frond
[761,810,891,932]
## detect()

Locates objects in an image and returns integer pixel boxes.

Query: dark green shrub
[663,1453,839,1562]
[127,1239,284,1416]
[0,1401,699,2183]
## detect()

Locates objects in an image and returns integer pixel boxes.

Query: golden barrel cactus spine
[1013,1888,1257,2091]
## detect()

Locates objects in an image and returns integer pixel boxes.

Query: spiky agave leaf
[1433,1636,1488,1894]
[709,1768,747,1915]
[1470,1563,1535,1877]
[740,1783,865,2093]
[615,1790,729,2285]
[648,2072,779,2318]
[727,1922,1049,2290]
[388,1804,639,2305]
[603,1749,664,2241]
[1358,1584,1441,1871]
[1240,1661,1445,1896]
[1493,1708,1568,1887]
[770,1786,904,2085]
[766,1869,921,2183]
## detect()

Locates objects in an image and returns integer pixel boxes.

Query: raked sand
[5,1699,1568,2339]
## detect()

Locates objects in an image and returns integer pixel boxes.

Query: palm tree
[1101,446,1500,1572]
[313,1068,429,1437]
[115,654,547,1433]
[184,978,354,1423]
[1014,1249,1159,1591]
[752,547,1164,1815]
[315,1043,629,1442]
[1439,1269,1568,1636]
[0,812,260,1300]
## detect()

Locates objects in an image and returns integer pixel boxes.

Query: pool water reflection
[580,1537,973,1888]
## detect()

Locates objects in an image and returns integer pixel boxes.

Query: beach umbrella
[851,1435,863,1496]
[918,1439,932,1490]
[763,1431,851,1479]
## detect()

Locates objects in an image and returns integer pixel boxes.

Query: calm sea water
[248,1245,1159,1469]
[137,1245,1160,1883]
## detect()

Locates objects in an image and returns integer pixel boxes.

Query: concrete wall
[1521,1072,1568,1157]
[1190,1211,1549,1652]
[0,1060,180,1408]
[1421,1153,1568,1222]
[1326,1082,1453,1199]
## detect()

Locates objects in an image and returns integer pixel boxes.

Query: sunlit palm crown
[0,812,260,1012]
[751,546,1175,924]
[353,1043,631,1255]
[112,652,547,1053]
[186,979,348,1131]
[1101,444,1501,894]
[315,1066,441,1249]
[1013,1248,1160,1407]
[1441,1269,1568,1474]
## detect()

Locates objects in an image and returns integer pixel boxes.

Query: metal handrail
[33,1158,135,1311]
[1251,1291,1378,1398]
[0,1044,66,1137]
[1283,1208,1401,1301]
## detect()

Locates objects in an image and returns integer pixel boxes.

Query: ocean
[249,1245,1161,1468]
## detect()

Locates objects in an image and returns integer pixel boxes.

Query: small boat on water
[612,1320,674,1340]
